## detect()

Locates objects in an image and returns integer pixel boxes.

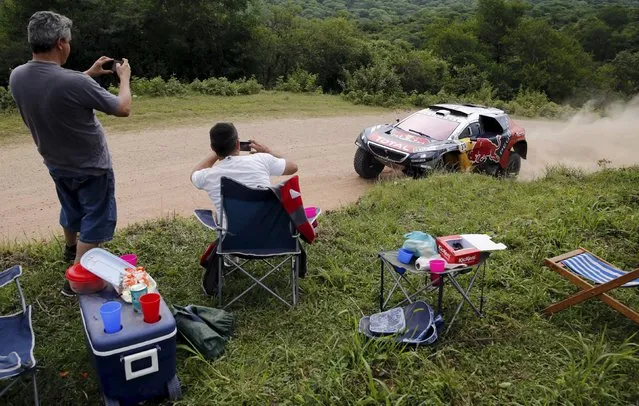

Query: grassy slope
[1,167,639,404]
[0,92,388,144]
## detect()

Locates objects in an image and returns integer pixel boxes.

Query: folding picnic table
[378,250,490,334]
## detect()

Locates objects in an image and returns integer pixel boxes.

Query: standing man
[9,11,132,296]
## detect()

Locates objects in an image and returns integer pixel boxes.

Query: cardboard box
[436,235,481,266]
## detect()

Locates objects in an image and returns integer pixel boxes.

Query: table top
[379,250,473,275]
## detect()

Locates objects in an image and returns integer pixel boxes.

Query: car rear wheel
[354,148,384,179]
[497,151,521,178]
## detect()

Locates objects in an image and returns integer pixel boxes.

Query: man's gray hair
[27,11,73,53]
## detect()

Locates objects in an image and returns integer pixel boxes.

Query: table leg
[379,258,384,311]
[448,273,483,316]
[444,265,483,335]
[437,275,445,317]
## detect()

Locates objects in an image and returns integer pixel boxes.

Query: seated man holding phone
[191,122,298,220]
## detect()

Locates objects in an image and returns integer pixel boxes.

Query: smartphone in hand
[103,59,123,72]
[239,141,251,152]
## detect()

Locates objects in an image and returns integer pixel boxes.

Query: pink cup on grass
[120,254,137,267]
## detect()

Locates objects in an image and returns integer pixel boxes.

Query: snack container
[79,286,181,404]
[435,235,481,266]
[65,264,108,294]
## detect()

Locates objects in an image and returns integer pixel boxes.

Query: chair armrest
[194,209,219,232]
[0,265,22,288]
[0,352,21,372]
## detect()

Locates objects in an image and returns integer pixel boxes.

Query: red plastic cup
[139,293,161,323]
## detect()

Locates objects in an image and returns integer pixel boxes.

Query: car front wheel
[354,148,384,179]
[497,151,521,178]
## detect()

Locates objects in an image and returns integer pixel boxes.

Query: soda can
[130,283,148,313]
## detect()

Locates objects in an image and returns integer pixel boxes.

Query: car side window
[470,122,481,136]
[459,126,471,138]
[459,122,481,138]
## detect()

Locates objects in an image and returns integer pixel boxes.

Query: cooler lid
[79,286,176,355]
[66,264,102,283]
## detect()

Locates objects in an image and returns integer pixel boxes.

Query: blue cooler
[79,286,181,405]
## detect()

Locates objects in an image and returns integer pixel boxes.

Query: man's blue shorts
[48,167,117,244]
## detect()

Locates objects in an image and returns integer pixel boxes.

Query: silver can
[130,283,148,313]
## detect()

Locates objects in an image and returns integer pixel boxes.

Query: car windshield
[396,113,460,141]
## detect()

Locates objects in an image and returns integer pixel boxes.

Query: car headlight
[413,151,438,160]
[355,130,368,147]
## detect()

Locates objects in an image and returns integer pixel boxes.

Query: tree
[571,17,616,62]
[393,49,449,94]
[502,18,593,101]
[610,51,639,95]
[475,0,528,62]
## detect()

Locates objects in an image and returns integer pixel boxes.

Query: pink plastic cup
[120,254,137,267]
[429,259,446,273]
[139,293,161,323]
[429,259,446,287]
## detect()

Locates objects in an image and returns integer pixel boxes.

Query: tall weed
[0,86,16,112]
[275,69,322,93]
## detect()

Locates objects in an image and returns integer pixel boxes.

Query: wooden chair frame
[543,248,639,325]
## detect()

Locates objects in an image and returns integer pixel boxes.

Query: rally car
[353,104,527,179]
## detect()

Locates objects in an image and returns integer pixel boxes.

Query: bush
[193,77,238,96]
[341,64,404,107]
[504,88,572,118]
[0,86,16,112]
[129,76,262,97]
[131,76,168,97]
[165,76,189,97]
[275,69,322,93]
[233,77,264,95]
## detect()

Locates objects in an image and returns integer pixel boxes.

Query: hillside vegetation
[1,0,638,111]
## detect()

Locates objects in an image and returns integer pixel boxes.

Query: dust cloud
[519,96,639,179]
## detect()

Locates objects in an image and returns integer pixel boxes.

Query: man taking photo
[9,10,132,296]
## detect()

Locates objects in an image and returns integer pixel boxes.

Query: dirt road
[2,106,638,242]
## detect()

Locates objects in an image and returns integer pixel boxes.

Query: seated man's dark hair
[209,122,238,157]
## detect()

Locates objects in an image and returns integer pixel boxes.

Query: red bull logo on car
[468,136,509,164]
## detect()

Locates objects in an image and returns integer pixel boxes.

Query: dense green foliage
[1,0,638,108]
[2,167,639,404]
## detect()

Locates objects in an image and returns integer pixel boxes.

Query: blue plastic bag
[402,231,437,258]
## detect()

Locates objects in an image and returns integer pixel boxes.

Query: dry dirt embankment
[2,104,638,242]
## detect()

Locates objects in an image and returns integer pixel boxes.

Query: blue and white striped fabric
[562,253,639,288]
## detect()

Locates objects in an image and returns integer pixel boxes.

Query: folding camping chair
[194,177,302,308]
[543,248,639,325]
[0,265,39,405]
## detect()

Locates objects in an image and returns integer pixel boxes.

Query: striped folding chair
[543,248,639,325]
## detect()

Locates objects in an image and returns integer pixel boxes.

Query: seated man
[191,122,298,222]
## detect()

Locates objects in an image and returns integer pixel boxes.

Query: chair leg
[292,255,299,307]
[544,267,639,316]
[217,255,224,308]
[32,369,39,406]
[543,259,639,325]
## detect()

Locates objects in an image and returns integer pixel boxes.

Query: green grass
[2,167,639,405]
[0,92,388,144]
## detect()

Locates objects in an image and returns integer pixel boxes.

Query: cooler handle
[123,348,159,381]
